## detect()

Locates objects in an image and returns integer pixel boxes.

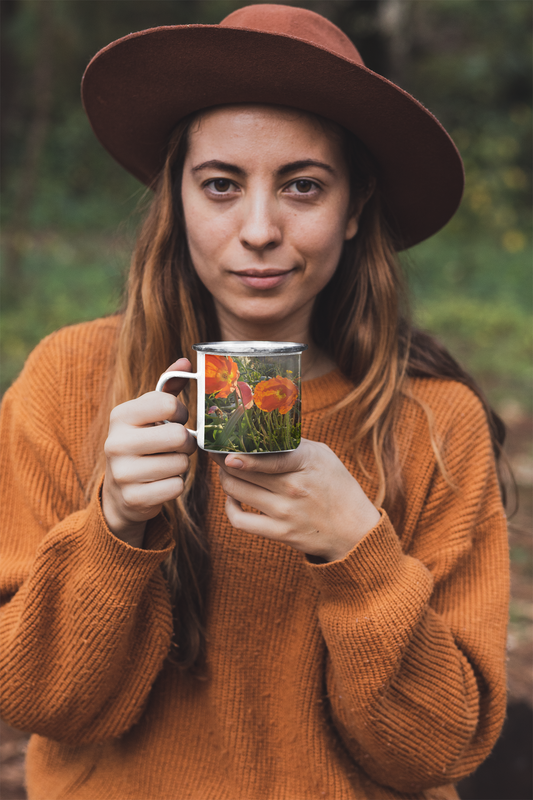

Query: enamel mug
[155,341,307,454]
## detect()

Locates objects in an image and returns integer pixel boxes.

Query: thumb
[224,440,308,475]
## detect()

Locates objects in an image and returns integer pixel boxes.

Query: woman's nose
[239,193,282,252]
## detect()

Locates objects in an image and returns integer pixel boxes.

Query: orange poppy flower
[205,355,239,398]
[253,376,298,415]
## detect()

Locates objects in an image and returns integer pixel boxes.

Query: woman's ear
[344,178,376,241]
[344,212,360,241]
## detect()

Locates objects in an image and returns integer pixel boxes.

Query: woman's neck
[216,311,336,381]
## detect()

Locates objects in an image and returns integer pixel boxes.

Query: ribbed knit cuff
[89,475,175,568]
[305,510,434,604]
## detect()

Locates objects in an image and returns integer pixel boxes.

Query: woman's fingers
[110,391,188,427]
[214,445,315,498]
[224,496,286,538]
[224,446,306,475]
[107,391,196,456]
[106,420,196,458]
[111,477,186,536]
[111,452,191,485]
[218,467,275,515]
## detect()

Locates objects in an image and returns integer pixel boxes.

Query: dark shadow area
[458,701,533,800]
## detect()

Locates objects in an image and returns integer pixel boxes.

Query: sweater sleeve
[0,331,175,744]
[306,389,509,793]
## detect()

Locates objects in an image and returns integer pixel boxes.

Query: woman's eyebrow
[192,160,245,176]
[277,160,335,176]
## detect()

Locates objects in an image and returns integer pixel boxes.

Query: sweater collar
[302,368,355,413]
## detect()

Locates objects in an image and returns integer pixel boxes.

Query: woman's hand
[213,439,381,562]
[102,358,197,548]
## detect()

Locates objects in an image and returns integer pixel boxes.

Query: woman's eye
[206,179,235,193]
[286,179,319,195]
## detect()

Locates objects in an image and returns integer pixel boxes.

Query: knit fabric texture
[0,317,509,800]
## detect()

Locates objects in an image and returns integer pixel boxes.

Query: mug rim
[193,341,308,355]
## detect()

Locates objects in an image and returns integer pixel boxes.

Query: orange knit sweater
[0,317,509,800]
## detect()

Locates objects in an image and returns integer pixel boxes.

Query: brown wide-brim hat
[81,3,464,250]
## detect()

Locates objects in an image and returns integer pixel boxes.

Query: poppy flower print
[203,353,301,453]
[205,355,239,398]
[236,381,254,410]
[253,376,298,415]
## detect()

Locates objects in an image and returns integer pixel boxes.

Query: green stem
[259,419,269,451]
[285,409,291,449]
[236,386,261,451]
[266,411,281,451]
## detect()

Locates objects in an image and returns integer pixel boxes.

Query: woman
[0,5,509,799]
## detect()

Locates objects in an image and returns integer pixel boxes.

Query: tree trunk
[4,0,54,295]
[377,0,411,85]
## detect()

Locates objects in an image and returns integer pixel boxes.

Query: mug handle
[155,371,198,439]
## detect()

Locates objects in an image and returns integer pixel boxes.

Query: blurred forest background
[0,1,531,799]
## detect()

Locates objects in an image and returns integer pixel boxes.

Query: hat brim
[82,25,464,250]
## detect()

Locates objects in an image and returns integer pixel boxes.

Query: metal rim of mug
[203,445,299,454]
[193,341,308,355]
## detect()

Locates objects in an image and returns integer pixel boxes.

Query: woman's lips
[232,269,294,290]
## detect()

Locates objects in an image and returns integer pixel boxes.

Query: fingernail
[227,457,244,469]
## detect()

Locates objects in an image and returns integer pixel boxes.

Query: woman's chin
[231,314,302,338]
[216,298,306,334]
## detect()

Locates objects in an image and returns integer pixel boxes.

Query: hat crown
[220,4,364,65]
[82,4,463,249]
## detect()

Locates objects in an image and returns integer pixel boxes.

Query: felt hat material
[81,3,464,249]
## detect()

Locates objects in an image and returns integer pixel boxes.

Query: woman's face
[181,105,359,339]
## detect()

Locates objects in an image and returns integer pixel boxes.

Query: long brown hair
[89,109,506,669]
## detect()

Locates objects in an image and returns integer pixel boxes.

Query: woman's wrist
[101,484,147,548]
[107,518,147,550]
[322,502,382,562]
